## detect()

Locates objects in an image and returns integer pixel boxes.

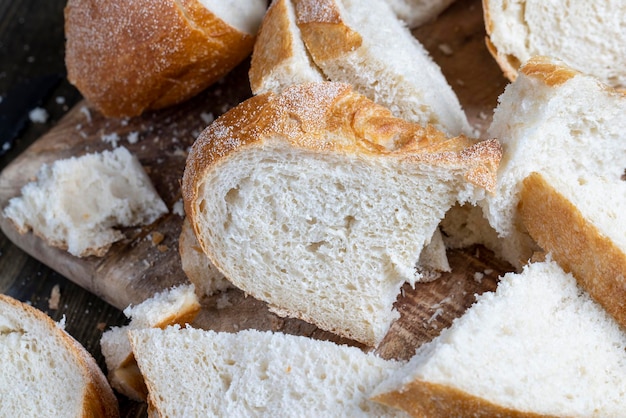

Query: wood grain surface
[0,0,514,414]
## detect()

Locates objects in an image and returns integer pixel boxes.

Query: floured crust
[0,294,119,417]
[64,0,259,118]
[519,172,626,331]
[372,378,555,418]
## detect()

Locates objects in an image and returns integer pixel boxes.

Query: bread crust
[64,0,258,118]
[373,379,556,418]
[482,0,520,82]
[519,172,626,331]
[519,56,579,88]
[0,294,119,417]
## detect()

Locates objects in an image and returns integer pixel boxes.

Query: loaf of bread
[100,284,200,401]
[483,0,626,89]
[372,259,626,417]
[129,327,410,417]
[182,81,501,347]
[64,0,268,117]
[0,293,118,417]
[2,146,168,257]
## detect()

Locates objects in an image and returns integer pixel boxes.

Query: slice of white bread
[385,0,457,28]
[480,56,626,268]
[293,0,472,136]
[182,81,501,347]
[249,0,325,95]
[100,284,200,401]
[179,217,231,298]
[64,0,268,117]
[129,327,410,417]
[0,293,118,417]
[2,146,168,257]
[483,0,626,89]
[371,259,626,417]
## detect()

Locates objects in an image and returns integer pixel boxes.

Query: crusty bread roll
[64,0,268,118]
[385,0,457,28]
[182,81,501,347]
[0,293,118,417]
[100,284,200,401]
[483,0,626,89]
[129,327,409,417]
[293,0,472,136]
[480,56,626,271]
[371,259,626,417]
[2,146,168,257]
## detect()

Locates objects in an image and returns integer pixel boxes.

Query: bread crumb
[102,132,120,147]
[483,268,494,275]
[48,284,61,310]
[438,43,453,56]
[29,107,49,123]
[172,199,185,217]
[151,232,165,245]
[216,292,233,309]
[473,272,484,283]
[96,322,107,331]
[127,131,140,144]
[80,106,92,123]
[157,244,168,253]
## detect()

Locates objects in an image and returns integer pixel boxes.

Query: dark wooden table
[0,1,146,415]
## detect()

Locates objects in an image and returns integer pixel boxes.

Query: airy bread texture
[129,327,410,417]
[480,56,626,268]
[0,294,118,417]
[483,0,626,89]
[182,82,501,347]
[385,0,457,28]
[2,146,168,257]
[293,0,472,136]
[179,218,231,298]
[372,259,626,417]
[100,284,200,401]
[64,0,268,117]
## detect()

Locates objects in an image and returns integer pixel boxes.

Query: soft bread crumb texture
[3,146,168,257]
[372,259,626,417]
[129,327,410,417]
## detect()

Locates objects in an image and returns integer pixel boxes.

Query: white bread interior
[372,259,626,417]
[385,0,457,28]
[198,0,268,33]
[129,327,410,417]
[483,0,626,89]
[0,294,118,417]
[2,147,168,258]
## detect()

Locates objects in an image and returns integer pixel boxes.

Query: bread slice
[179,217,231,298]
[483,0,626,89]
[371,259,626,417]
[100,284,200,401]
[385,0,457,28]
[293,0,472,136]
[129,327,410,417]
[182,81,501,347]
[64,0,268,117]
[479,56,626,268]
[0,293,118,417]
[2,146,168,257]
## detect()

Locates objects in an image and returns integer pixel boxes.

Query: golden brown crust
[519,172,626,331]
[372,379,556,418]
[0,294,119,417]
[520,56,579,87]
[293,0,363,63]
[481,0,520,82]
[64,0,258,118]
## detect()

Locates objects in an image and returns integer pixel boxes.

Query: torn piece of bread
[385,0,457,28]
[480,56,626,268]
[0,293,118,417]
[293,0,472,136]
[129,327,410,417]
[179,218,231,298]
[182,82,501,347]
[483,0,626,89]
[64,0,268,117]
[371,259,626,417]
[2,147,168,258]
[100,284,200,401]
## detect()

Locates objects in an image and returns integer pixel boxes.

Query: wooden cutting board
[0,0,512,360]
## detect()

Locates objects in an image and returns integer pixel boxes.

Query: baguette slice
[371,259,626,417]
[2,146,168,258]
[293,0,472,136]
[100,284,200,401]
[182,81,501,347]
[65,0,268,117]
[129,327,410,417]
[0,294,118,417]
[480,56,626,268]
[483,0,626,89]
